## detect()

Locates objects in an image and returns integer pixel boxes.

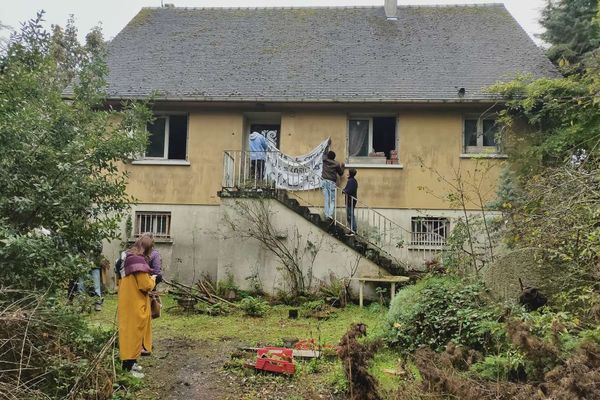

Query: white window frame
[410,217,450,247]
[144,113,189,161]
[463,114,499,154]
[135,211,172,239]
[346,114,398,163]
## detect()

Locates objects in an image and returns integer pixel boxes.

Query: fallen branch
[195,281,237,307]
[163,280,238,308]
[67,331,117,399]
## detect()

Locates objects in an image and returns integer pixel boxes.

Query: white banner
[265,139,329,190]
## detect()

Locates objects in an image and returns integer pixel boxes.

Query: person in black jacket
[343,168,358,235]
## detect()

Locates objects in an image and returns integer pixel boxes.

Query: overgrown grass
[89,294,405,398]
[90,294,386,345]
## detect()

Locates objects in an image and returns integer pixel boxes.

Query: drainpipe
[385,0,398,20]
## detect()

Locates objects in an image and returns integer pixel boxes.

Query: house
[100,1,556,293]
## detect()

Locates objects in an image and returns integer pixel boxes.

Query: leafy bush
[217,271,239,298]
[367,302,386,314]
[471,350,527,381]
[318,275,348,307]
[205,302,230,316]
[271,289,311,306]
[327,363,349,394]
[385,276,499,352]
[301,299,325,313]
[239,296,269,317]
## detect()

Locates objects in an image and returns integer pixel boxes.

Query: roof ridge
[141,3,505,11]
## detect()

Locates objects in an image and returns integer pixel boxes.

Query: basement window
[347,116,398,164]
[145,114,188,160]
[135,211,171,239]
[411,217,449,247]
[464,115,499,154]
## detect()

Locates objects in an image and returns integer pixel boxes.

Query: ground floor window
[411,217,449,246]
[135,211,172,238]
[348,116,397,163]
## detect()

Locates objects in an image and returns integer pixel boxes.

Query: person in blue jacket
[248,131,268,180]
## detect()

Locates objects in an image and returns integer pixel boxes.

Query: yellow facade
[124,108,504,210]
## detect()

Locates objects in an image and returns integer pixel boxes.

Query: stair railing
[222,150,446,269]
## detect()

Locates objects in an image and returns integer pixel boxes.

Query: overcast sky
[1,0,547,44]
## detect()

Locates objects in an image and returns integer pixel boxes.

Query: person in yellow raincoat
[118,235,156,376]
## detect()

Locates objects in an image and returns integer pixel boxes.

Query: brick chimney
[385,0,398,20]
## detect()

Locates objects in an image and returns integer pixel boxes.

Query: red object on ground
[294,339,317,350]
[255,347,295,375]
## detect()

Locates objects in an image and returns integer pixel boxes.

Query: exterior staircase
[218,187,406,276]
[219,150,443,277]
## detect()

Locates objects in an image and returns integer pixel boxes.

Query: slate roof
[102,4,558,102]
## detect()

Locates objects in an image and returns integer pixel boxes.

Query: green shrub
[385,276,499,352]
[471,350,527,381]
[238,296,269,317]
[217,272,239,298]
[301,299,325,313]
[327,362,349,394]
[367,302,386,314]
[318,276,348,307]
[205,302,230,316]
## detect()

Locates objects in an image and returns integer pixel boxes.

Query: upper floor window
[348,116,398,164]
[145,114,188,160]
[463,115,499,154]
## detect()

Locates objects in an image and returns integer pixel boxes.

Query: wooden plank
[351,276,409,283]
[293,350,321,359]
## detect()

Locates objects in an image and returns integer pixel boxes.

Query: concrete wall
[103,200,495,296]
[103,203,221,289]
[217,197,386,297]
[123,108,505,209]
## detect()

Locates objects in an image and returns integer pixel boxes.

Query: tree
[488,0,600,292]
[0,13,151,291]
[540,0,600,69]
[489,40,599,172]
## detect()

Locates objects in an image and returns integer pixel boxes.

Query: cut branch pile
[414,336,600,400]
[0,289,114,400]
[163,279,238,309]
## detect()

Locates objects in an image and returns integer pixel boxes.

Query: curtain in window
[482,119,497,147]
[348,120,369,157]
[464,119,478,147]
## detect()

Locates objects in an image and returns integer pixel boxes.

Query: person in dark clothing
[343,168,358,235]
[321,141,344,221]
